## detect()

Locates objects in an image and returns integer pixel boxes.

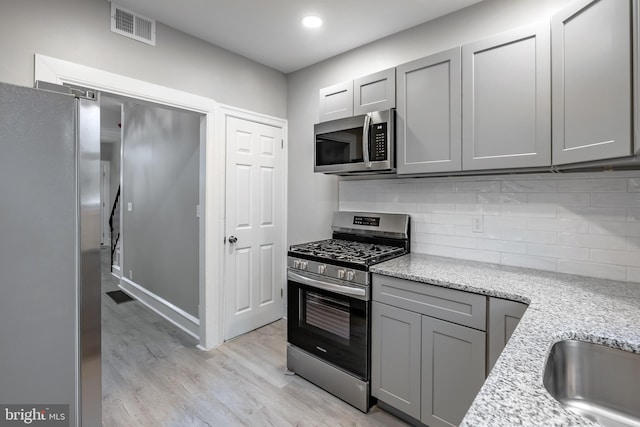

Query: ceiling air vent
[110,3,156,46]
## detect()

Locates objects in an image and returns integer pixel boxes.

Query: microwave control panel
[370,123,387,161]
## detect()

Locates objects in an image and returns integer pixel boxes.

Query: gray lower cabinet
[552,0,633,165]
[371,301,422,420]
[396,47,461,174]
[487,297,528,373]
[371,275,487,425]
[462,22,551,171]
[422,317,486,427]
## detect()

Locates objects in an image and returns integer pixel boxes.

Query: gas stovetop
[288,238,406,266]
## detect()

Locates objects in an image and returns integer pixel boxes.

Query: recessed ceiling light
[302,15,322,29]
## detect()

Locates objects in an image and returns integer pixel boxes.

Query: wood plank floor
[101,251,409,426]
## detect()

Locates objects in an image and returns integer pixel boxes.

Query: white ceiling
[111,0,482,73]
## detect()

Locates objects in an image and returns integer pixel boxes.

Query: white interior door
[100,160,110,246]
[224,115,284,340]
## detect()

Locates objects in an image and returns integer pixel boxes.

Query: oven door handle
[288,271,368,300]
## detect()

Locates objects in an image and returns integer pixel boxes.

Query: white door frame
[217,105,288,340]
[100,160,110,246]
[35,54,224,349]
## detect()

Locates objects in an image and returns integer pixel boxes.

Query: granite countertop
[370,253,640,426]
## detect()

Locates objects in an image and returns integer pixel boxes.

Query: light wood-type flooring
[101,250,408,426]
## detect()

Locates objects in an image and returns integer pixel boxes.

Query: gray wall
[286,0,575,246]
[0,0,287,118]
[122,103,200,316]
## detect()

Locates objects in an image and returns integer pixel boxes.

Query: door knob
[228,235,238,244]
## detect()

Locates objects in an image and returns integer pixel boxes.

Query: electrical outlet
[127,202,133,212]
[472,215,483,233]
[129,270,133,280]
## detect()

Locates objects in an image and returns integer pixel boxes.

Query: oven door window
[305,291,351,342]
[288,280,368,380]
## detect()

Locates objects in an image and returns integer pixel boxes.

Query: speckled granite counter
[370,253,640,426]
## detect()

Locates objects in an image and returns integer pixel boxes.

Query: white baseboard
[120,277,200,340]
[111,265,121,279]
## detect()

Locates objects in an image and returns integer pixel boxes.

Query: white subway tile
[557,206,627,222]
[557,178,628,192]
[501,204,557,218]
[527,193,590,206]
[414,222,457,235]
[526,243,589,261]
[409,213,432,223]
[413,243,455,258]
[481,204,501,216]
[416,182,455,193]
[370,202,415,213]
[484,215,526,230]
[557,260,627,282]
[477,239,527,254]
[628,208,640,222]
[526,218,589,233]
[417,203,455,214]
[455,248,501,264]
[501,229,557,244]
[477,193,527,204]
[629,178,640,192]
[628,267,640,283]
[590,249,640,267]
[502,180,557,193]
[413,233,438,244]
[628,237,640,252]
[558,233,627,250]
[435,235,477,249]
[436,192,477,204]
[455,204,483,215]
[592,192,640,208]
[590,221,640,237]
[432,213,473,226]
[376,192,420,203]
[501,253,557,272]
[455,181,501,193]
[377,180,417,193]
[416,193,437,203]
[455,225,501,240]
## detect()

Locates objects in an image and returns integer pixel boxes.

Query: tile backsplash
[339,171,640,283]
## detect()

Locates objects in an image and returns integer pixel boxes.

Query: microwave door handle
[362,113,372,168]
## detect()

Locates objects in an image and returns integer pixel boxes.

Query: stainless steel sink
[543,340,640,427]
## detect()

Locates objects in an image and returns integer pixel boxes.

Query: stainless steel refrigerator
[0,82,101,426]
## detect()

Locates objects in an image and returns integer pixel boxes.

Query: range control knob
[346,270,355,281]
[300,260,308,270]
[337,269,346,280]
[293,259,300,269]
[317,264,326,274]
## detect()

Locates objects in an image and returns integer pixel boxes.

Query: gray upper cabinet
[319,68,395,123]
[318,80,353,122]
[487,297,527,374]
[462,22,551,171]
[397,48,462,174]
[552,0,633,165]
[353,68,396,116]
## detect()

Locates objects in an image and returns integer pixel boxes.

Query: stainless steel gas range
[286,211,410,412]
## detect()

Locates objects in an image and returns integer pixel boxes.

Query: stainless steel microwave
[314,109,395,175]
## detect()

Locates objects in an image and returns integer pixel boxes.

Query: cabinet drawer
[373,275,486,331]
